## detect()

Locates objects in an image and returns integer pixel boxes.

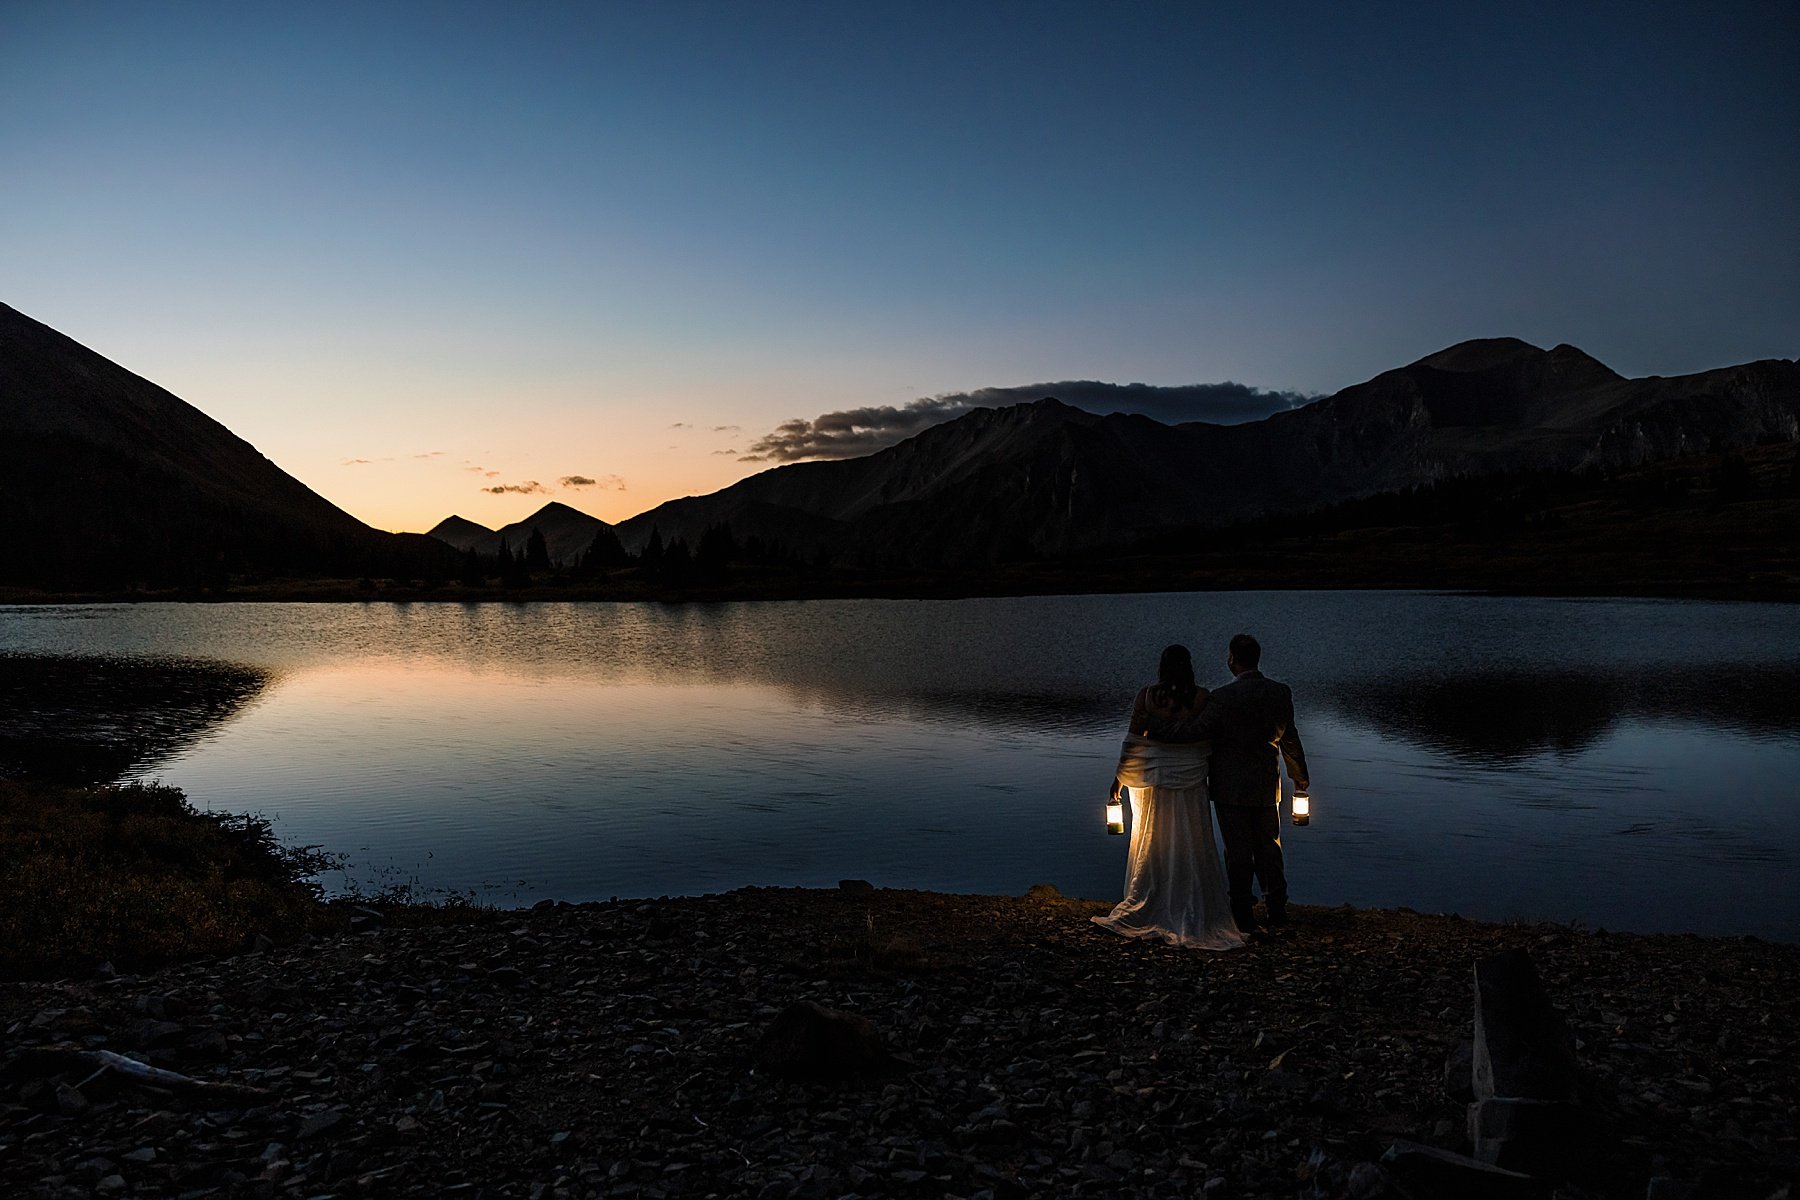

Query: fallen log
[9,1046,271,1102]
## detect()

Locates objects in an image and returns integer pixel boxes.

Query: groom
[1144,633,1310,934]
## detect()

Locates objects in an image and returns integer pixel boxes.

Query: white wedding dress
[1092,735,1245,951]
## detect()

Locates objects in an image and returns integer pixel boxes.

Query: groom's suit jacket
[1146,670,1309,808]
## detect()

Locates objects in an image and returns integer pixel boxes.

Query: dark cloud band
[738,381,1311,462]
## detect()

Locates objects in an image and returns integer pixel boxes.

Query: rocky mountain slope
[0,302,451,589]
[601,339,1799,567]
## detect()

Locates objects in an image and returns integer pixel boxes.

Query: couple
[1093,633,1310,950]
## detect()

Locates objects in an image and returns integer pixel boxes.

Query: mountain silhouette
[0,301,450,588]
[429,502,612,566]
[585,339,1798,568]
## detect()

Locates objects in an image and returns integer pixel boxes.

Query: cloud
[713,424,740,432]
[484,470,500,477]
[414,450,445,459]
[464,465,487,473]
[738,381,1314,462]
[670,422,691,429]
[711,448,738,455]
[559,474,626,490]
[341,458,374,466]
[482,481,549,494]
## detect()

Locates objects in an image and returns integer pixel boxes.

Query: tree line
[456,521,812,589]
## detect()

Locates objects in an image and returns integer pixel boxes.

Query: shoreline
[3,577,1797,606]
[4,886,1797,1199]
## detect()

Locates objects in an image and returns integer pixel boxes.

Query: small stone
[349,906,386,932]
[94,1175,127,1195]
[54,1082,87,1115]
[298,1110,344,1139]
[838,879,876,894]
[1023,883,1062,900]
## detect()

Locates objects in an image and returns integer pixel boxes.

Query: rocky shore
[3,887,1796,1200]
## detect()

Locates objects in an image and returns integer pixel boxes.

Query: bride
[1092,644,1244,951]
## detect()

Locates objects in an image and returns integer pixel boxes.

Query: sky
[3,1,1795,532]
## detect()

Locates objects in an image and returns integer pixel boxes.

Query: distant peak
[428,514,493,535]
[1412,338,1545,372]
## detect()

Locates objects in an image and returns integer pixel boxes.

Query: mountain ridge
[548,338,1799,568]
[0,300,452,588]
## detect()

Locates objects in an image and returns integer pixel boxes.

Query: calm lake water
[3,594,1797,940]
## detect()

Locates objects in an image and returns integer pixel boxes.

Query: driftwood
[11,1046,271,1102]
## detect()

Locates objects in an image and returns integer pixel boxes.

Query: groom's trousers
[1214,803,1286,924]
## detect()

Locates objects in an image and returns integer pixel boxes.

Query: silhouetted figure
[1145,634,1309,933]
[1093,645,1244,951]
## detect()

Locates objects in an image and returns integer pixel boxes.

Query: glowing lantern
[1106,790,1126,835]
[1292,790,1311,827]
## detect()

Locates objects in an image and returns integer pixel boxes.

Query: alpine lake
[3,591,1796,941]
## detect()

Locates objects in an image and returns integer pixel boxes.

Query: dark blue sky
[3,1,1795,528]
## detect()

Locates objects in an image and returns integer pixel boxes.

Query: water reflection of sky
[2,595,1796,940]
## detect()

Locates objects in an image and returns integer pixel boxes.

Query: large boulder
[754,1001,898,1081]
[1468,948,1583,1174]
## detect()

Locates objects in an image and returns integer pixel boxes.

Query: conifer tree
[581,526,629,573]
[640,528,665,572]
[525,527,551,573]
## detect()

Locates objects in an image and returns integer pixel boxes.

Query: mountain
[430,502,611,565]
[0,301,452,589]
[603,339,1800,568]
[425,515,497,554]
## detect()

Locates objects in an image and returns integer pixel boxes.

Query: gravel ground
[3,887,1796,1200]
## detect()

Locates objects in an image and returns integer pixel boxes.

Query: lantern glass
[1292,790,1311,826]
[1106,791,1125,836]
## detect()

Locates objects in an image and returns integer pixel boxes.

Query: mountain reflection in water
[0,653,270,784]
[1324,665,1800,764]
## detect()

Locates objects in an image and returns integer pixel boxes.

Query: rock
[1646,1177,1695,1200]
[93,1175,127,1195]
[1347,1161,1394,1199]
[31,1007,100,1036]
[1445,1038,1476,1103]
[754,1000,898,1081]
[298,1109,345,1139]
[1467,1096,1584,1174]
[1472,949,1578,1103]
[1380,1141,1544,1199]
[54,1082,88,1115]
[838,878,875,894]
[250,932,276,954]
[488,965,527,988]
[349,906,386,933]
[1023,883,1062,900]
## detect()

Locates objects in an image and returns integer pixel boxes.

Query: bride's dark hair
[1154,644,1197,710]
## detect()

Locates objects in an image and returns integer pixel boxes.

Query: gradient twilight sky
[4,2,1796,532]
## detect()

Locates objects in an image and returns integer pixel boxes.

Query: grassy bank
[0,781,335,979]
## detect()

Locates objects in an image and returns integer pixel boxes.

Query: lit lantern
[1292,790,1311,827]
[1106,790,1126,836]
